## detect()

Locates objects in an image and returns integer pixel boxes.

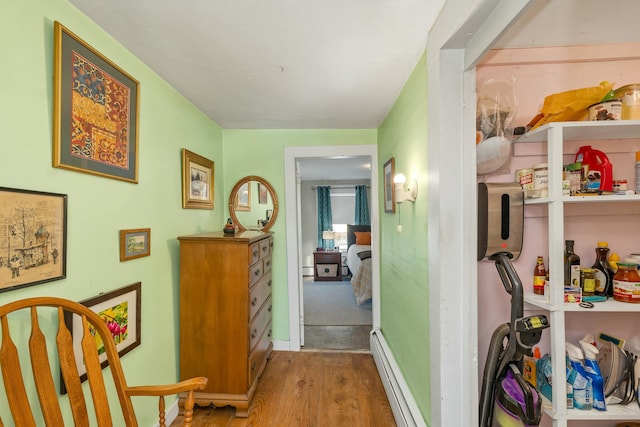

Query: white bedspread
[346,244,372,305]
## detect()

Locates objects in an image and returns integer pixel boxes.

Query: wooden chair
[0,296,207,426]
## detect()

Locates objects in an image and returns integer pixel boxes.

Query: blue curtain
[317,186,333,249]
[354,185,370,225]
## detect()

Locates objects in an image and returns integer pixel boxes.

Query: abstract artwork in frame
[0,187,67,293]
[182,149,214,209]
[61,282,141,393]
[383,157,395,213]
[119,228,150,261]
[53,21,140,183]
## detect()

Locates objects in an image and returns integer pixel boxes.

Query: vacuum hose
[479,323,511,427]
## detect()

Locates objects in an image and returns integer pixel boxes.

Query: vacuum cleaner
[478,183,550,427]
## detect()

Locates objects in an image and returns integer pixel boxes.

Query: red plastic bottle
[575,146,613,192]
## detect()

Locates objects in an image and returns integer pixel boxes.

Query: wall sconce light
[322,230,336,250]
[393,173,418,203]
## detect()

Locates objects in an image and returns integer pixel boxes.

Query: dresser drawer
[249,297,272,351]
[259,238,271,259]
[249,272,272,320]
[262,255,272,274]
[248,261,264,287]
[249,242,261,265]
[247,321,272,387]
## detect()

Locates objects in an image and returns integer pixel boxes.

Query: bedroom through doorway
[297,157,373,352]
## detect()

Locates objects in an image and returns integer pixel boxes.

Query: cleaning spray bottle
[580,338,606,411]
[566,342,592,410]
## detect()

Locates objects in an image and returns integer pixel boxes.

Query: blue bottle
[580,339,606,411]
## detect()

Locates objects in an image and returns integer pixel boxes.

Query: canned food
[588,99,622,121]
[533,163,548,197]
[613,179,628,192]
[515,168,534,190]
[614,84,640,120]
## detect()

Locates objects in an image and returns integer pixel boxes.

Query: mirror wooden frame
[228,176,278,232]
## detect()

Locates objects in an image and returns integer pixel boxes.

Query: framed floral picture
[61,282,141,393]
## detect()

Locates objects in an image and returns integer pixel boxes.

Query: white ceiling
[68,0,446,130]
[68,0,640,179]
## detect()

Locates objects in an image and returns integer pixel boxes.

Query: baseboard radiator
[370,330,427,427]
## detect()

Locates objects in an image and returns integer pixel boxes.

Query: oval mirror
[228,176,278,232]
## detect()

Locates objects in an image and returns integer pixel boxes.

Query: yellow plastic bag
[530,81,614,130]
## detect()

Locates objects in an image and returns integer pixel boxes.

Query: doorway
[284,145,380,351]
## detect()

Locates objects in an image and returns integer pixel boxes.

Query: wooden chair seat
[0,296,207,426]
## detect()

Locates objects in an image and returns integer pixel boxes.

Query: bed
[345,224,372,305]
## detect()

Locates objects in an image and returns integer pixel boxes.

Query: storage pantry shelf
[525,294,640,312]
[542,396,640,421]
[517,120,640,144]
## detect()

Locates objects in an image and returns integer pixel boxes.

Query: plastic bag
[529,81,614,130]
[476,77,518,175]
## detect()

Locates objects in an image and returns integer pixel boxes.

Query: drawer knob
[251,329,257,339]
[251,297,257,306]
[253,250,258,257]
[254,270,260,276]
[268,280,272,287]
[268,305,272,312]
[265,260,271,267]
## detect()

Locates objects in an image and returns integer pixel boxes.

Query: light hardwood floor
[171,351,396,426]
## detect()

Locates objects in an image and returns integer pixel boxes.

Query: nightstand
[313,251,342,282]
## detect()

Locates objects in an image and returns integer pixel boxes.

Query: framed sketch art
[182,149,214,209]
[53,22,140,183]
[383,157,396,213]
[0,187,67,293]
[235,182,251,211]
[61,282,141,393]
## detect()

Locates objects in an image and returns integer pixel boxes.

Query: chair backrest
[0,296,138,426]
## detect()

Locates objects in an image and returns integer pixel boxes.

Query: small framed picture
[182,149,214,209]
[383,157,395,213]
[119,228,150,261]
[235,182,251,211]
[62,282,141,393]
[258,183,268,204]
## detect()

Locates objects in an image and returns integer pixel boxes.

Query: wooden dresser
[177,230,273,417]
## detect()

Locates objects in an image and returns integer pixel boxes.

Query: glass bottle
[612,263,640,303]
[564,240,581,287]
[533,256,546,295]
[582,268,596,296]
[591,241,613,297]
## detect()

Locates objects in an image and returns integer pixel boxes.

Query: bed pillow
[354,231,371,245]
[358,250,371,260]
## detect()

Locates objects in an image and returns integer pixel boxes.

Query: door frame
[284,144,380,350]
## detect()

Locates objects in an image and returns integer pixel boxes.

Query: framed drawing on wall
[182,149,214,209]
[383,157,395,213]
[0,187,67,293]
[53,21,140,183]
[62,282,141,393]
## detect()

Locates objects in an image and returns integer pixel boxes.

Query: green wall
[1,0,431,423]
[0,0,223,424]
[377,51,430,420]
[221,129,377,340]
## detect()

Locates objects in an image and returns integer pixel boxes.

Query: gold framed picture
[182,149,214,209]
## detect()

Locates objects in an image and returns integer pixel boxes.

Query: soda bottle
[533,256,546,295]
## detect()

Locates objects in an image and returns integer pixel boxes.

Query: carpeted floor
[303,280,372,326]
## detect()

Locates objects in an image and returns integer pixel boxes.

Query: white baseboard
[370,330,427,427]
